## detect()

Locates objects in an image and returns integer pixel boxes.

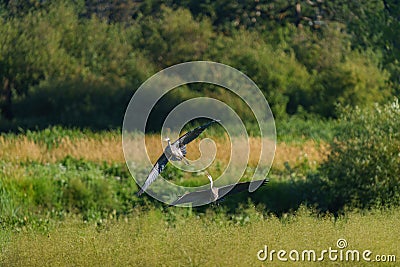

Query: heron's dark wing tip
[250,178,269,189]
[207,119,220,126]
[170,191,192,206]
[177,119,220,146]
[169,195,183,207]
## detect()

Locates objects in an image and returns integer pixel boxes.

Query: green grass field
[0,126,399,266]
[1,207,399,266]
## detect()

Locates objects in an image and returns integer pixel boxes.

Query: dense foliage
[322,99,400,210]
[0,0,397,130]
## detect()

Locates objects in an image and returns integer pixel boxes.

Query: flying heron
[136,119,220,196]
[170,172,269,206]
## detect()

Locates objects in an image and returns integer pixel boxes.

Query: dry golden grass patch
[273,141,329,170]
[0,135,328,170]
[0,135,125,163]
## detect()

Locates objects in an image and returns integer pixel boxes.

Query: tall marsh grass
[1,207,398,266]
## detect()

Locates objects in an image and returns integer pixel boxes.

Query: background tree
[0,0,398,129]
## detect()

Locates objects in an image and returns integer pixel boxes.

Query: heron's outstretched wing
[170,189,212,206]
[217,179,269,198]
[174,119,220,148]
[136,154,169,196]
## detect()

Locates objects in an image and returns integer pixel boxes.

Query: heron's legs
[182,157,190,165]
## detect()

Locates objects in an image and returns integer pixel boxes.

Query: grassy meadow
[0,123,399,266]
[1,207,399,266]
[1,1,399,265]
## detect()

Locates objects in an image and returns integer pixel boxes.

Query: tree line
[0,0,398,130]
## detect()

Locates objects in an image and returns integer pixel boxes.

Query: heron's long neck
[167,139,171,147]
[207,175,214,188]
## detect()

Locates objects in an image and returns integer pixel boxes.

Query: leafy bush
[214,30,313,119]
[310,50,390,117]
[291,26,391,117]
[134,6,214,68]
[0,1,153,125]
[321,99,400,209]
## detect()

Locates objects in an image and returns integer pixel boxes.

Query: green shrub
[310,50,390,117]
[134,6,214,68]
[291,26,391,117]
[321,99,400,209]
[0,158,138,226]
[213,30,313,119]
